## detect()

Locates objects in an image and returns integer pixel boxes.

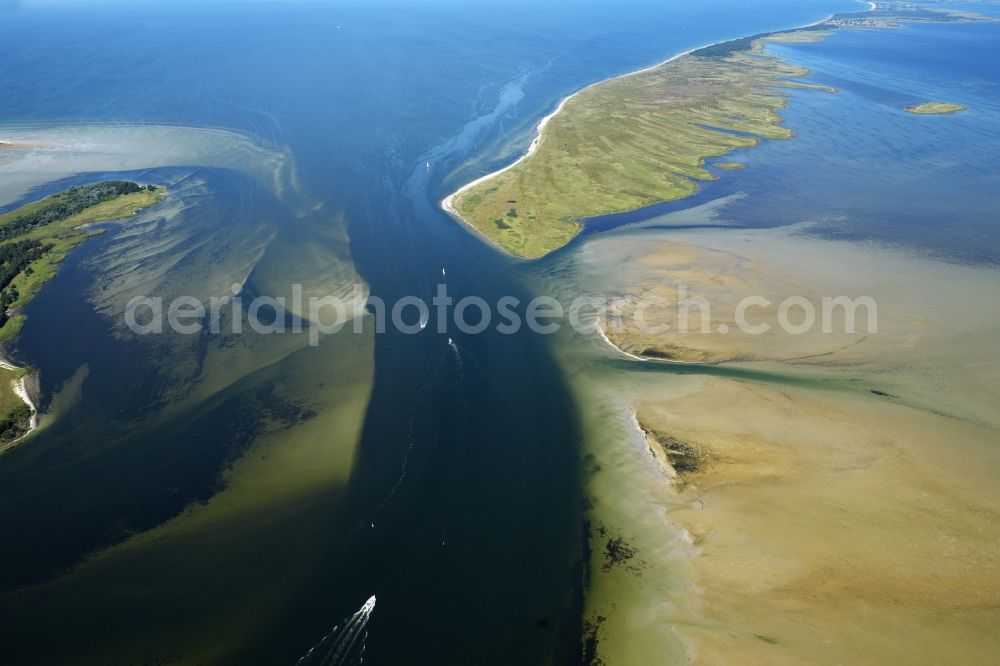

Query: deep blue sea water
[8,0,991,664]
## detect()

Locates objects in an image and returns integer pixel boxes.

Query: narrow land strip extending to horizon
[443,2,984,258]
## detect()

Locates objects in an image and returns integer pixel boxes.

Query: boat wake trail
[346,336,469,544]
[296,595,376,666]
[447,336,463,379]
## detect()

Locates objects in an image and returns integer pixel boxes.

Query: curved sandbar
[905,101,966,115]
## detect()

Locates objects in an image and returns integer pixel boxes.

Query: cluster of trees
[693,36,756,58]
[0,239,50,326]
[0,403,32,443]
[0,180,146,242]
[692,24,831,59]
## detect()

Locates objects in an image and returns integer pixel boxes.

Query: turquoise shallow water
[5,0,992,663]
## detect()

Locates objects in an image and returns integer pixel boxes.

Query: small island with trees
[0,180,165,445]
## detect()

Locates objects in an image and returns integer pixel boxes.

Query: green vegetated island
[0,180,165,444]
[905,102,967,115]
[443,2,983,258]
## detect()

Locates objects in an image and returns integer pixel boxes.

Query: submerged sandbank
[0,123,294,207]
[638,375,1000,664]
[542,221,1000,664]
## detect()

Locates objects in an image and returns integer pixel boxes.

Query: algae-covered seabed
[0,126,376,662]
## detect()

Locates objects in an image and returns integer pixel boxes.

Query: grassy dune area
[0,182,165,443]
[448,33,832,258]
